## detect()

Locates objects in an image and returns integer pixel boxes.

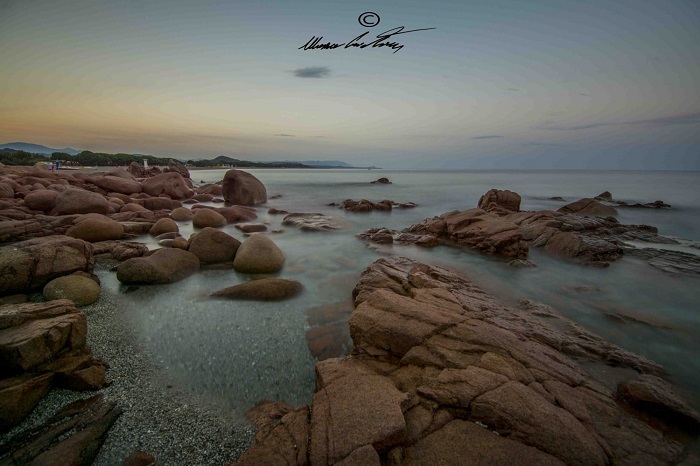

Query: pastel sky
[1,0,698,169]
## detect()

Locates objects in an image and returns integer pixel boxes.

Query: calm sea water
[97,169,700,414]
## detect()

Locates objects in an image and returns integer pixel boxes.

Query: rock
[0,235,93,295]
[232,407,309,466]
[340,199,393,212]
[478,189,521,214]
[171,237,189,250]
[211,278,302,301]
[233,234,285,273]
[192,193,214,202]
[165,159,190,179]
[282,213,346,231]
[149,217,179,236]
[235,223,267,233]
[221,169,267,205]
[216,206,258,223]
[170,207,193,221]
[120,202,149,213]
[409,208,528,259]
[310,360,408,465]
[23,189,59,212]
[66,214,124,242]
[268,208,288,215]
[197,184,223,196]
[92,240,149,261]
[402,419,563,465]
[141,172,193,200]
[0,395,121,464]
[618,375,700,430]
[558,198,618,217]
[43,275,101,306]
[87,174,142,195]
[0,182,14,198]
[53,188,109,215]
[116,248,200,284]
[192,208,226,228]
[122,451,156,466]
[371,177,392,184]
[127,161,144,177]
[188,227,241,264]
[136,197,182,211]
[0,373,54,432]
[357,227,394,244]
[0,299,88,373]
[595,191,612,201]
[509,259,536,268]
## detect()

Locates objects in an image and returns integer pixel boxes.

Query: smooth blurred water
[98,169,700,414]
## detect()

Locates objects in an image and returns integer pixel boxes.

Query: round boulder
[66,214,124,242]
[233,234,284,273]
[116,248,200,284]
[188,227,241,264]
[171,207,194,221]
[193,208,226,228]
[142,172,193,200]
[221,169,267,206]
[24,190,59,212]
[211,278,302,301]
[87,174,142,195]
[43,275,101,306]
[150,218,179,236]
[53,188,110,215]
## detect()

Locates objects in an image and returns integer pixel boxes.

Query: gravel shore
[0,288,255,466]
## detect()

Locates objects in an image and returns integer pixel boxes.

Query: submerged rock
[282,213,346,231]
[211,278,302,301]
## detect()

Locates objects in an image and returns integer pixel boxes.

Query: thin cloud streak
[541,112,700,131]
[472,135,504,139]
[292,66,331,78]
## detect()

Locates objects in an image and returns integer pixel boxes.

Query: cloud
[274,133,295,137]
[522,142,567,147]
[472,135,503,139]
[506,88,520,91]
[292,66,330,78]
[541,112,700,131]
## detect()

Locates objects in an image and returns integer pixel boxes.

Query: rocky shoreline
[1,164,698,464]
[236,256,699,465]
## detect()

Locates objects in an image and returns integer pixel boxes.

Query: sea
[96,169,700,416]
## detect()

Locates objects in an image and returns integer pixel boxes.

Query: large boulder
[171,207,194,221]
[558,198,617,217]
[43,275,101,306]
[221,169,267,206]
[66,214,124,242]
[149,218,179,236]
[141,172,193,200]
[233,234,285,273]
[0,236,93,295]
[87,174,142,195]
[192,208,226,228]
[478,189,521,214]
[127,161,144,178]
[23,190,59,212]
[53,189,109,215]
[165,159,190,179]
[211,278,302,301]
[116,248,200,285]
[188,227,241,264]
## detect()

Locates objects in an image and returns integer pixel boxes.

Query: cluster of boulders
[358,188,699,274]
[0,164,297,462]
[233,256,700,465]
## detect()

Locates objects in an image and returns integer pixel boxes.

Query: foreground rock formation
[234,256,698,465]
[0,300,109,433]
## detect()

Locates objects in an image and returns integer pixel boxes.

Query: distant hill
[298,160,354,168]
[0,142,80,156]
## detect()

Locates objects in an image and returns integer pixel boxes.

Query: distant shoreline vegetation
[0,149,375,169]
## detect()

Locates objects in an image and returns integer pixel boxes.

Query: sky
[1,0,699,169]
